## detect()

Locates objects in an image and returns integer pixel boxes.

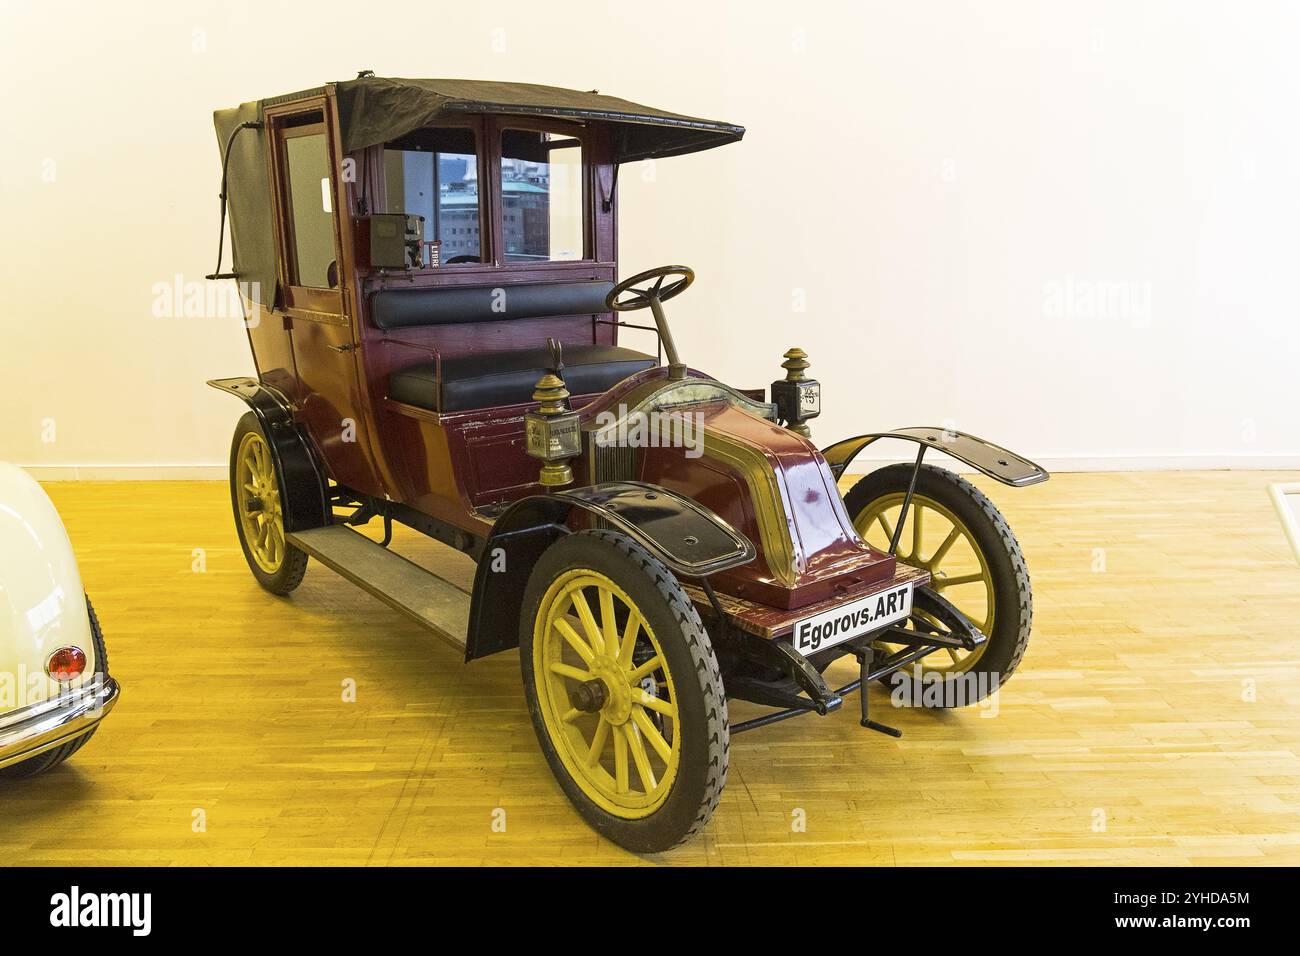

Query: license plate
[791,582,914,655]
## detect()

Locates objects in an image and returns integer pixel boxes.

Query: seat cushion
[389,344,657,412]
[371,281,615,330]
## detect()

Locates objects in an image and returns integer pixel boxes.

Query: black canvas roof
[333,76,744,162]
[212,76,743,305]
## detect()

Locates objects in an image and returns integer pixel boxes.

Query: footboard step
[285,525,469,652]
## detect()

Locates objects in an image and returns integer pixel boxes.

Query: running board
[286,525,470,653]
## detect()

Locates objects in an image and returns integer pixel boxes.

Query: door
[268,101,383,496]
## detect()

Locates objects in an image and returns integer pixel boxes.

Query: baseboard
[19,453,1300,480]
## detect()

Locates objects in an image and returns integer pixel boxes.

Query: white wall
[2,0,1297,476]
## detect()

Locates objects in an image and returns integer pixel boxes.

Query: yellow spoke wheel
[853,492,994,675]
[235,430,286,574]
[843,463,1032,702]
[533,569,681,817]
[521,529,728,853]
[228,412,309,595]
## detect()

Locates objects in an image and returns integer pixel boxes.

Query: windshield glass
[500,129,584,263]
[383,127,482,265]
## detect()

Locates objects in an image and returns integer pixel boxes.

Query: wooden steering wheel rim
[605,265,695,312]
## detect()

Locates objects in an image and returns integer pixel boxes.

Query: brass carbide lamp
[770,347,821,438]
[525,372,581,487]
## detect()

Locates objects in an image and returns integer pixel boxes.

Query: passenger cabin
[213,76,743,533]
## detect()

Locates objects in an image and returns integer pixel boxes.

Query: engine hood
[584,372,895,610]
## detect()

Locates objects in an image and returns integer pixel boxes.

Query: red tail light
[47,646,87,682]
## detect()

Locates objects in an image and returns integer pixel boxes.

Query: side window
[282,125,337,288]
[383,127,482,265]
[500,129,585,263]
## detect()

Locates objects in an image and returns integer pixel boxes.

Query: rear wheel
[844,463,1031,704]
[230,411,308,594]
[520,529,728,853]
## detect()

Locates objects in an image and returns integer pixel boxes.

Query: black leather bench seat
[390,345,657,412]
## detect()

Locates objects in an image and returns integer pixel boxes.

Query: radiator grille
[590,437,638,484]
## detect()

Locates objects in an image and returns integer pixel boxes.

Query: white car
[0,462,118,779]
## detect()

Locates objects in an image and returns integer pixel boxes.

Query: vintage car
[208,75,1047,852]
[0,462,119,779]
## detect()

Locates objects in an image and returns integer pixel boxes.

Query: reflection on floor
[2,471,1298,866]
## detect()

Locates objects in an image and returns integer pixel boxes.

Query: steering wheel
[605,265,695,312]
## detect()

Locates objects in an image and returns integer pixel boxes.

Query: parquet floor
[2,471,1297,866]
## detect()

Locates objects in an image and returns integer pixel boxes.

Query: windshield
[383,126,482,265]
[500,129,584,263]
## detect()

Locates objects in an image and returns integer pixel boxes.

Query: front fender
[821,427,1049,487]
[465,481,755,661]
[0,462,96,709]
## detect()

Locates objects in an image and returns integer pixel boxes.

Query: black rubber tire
[86,594,108,677]
[519,529,729,853]
[844,463,1032,705]
[0,728,98,781]
[229,411,309,595]
[0,595,106,780]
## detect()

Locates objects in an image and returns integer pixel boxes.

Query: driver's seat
[389,344,657,413]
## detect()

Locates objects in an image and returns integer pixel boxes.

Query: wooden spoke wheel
[855,491,994,674]
[229,412,308,594]
[533,569,682,816]
[521,529,727,853]
[845,463,1032,702]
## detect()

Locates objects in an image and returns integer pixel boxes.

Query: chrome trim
[0,676,120,770]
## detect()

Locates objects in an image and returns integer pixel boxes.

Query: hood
[583,372,895,610]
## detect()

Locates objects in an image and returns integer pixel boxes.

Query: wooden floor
[2,471,1298,866]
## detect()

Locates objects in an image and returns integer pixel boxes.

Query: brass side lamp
[770,347,821,438]
[525,340,582,487]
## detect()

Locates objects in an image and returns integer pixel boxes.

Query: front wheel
[520,529,728,853]
[844,463,1032,704]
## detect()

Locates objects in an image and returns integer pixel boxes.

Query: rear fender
[821,427,1049,487]
[0,462,96,705]
[208,377,331,532]
[465,481,755,661]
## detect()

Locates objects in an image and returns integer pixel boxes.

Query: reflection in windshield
[501,130,583,263]
[382,126,584,265]
[384,127,481,264]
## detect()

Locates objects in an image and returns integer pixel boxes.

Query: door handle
[329,343,359,353]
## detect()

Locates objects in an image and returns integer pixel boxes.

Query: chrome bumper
[0,676,119,770]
